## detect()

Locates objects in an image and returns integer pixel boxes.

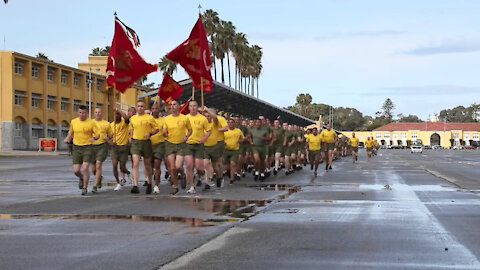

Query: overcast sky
[1,0,479,120]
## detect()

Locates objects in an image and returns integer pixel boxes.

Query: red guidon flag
[106,17,157,93]
[179,99,191,115]
[158,73,183,105]
[166,14,213,92]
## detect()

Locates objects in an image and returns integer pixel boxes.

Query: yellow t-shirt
[69,118,97,146]
[320,129,337,143]
[215,115,228,142]
[186,113,211,144]
[349,137,360,147]
[150,116,165,145]
[204,115,228,146]
[164,114,192,144]
[92,119,111,145]
[224,128,244,150]
[129,114,158,141]
[365,139,374,148]
[110,119,129,146]
[306,134,322,151]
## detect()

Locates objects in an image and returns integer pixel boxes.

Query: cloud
[366,85,480,96]
[315,30,404,41]
[402,40,480,55]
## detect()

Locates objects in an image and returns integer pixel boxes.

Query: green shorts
[205,143,223,162]
[272,144,284,156]
[165,141,187,156]
[152,142,165,160]
[366,147,372,152]
[224,149,239,163]
[183,143,205,159]
[90,143,108,163]
[350,146,358,153]
[130,139,153,158]
[252,145,267,159]
[217,141,225,157]
[111,144,129,163]
[324,143,335,151]
[239,143,249,155]
[309,150,322,160]
[72,145,92,165]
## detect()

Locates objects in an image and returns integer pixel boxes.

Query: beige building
[0,51,151,151]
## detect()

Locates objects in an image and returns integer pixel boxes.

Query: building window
[453,133,459,139]
[375,133,381,140]
[32,93,42,108]
[47,96,56,110]
[384,133,390,139]
[14,90,26,106]
[32,64,39,78]
[61,98,69,111]
[47,69,54,81]
[96,79,103,91]
[47,129,57,138]
[14,60,24,75]
[61,71,68,85]
[464,134,469,140]
[32,128,43,138]
[401,133,406,140]
[15,122,23,137]
[473,133,479,140]
[411,133,418,140]
[85,76,91,89]
[61,129,69,138]
[73,99,81,112]
[73,74,79,87]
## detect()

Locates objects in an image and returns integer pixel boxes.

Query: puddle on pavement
[0,213,235,227]
[358,184,457,192]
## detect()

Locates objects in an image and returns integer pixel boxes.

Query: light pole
[88,68,93,118]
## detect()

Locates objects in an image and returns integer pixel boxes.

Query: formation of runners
[64,100,379,196]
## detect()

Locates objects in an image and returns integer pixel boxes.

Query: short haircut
[79,105,87,110]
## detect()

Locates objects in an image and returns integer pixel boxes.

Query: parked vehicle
[423,145,432,149]
[431,145,442,149]
[464,145,478,150]
[411,144,423,154]
[452,145,464,150]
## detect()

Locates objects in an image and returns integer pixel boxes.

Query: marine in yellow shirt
[90,108,112,192]
[150,103,166,194]
[223,118,245,183]
[63,105,99,195]
[320,124,337,170]
[109,108,131,191]
[202,108,228,190]
[128,101,159,194]
[349,132,360,163]
[306,127,322,175]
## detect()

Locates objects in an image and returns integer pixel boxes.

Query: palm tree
[36,52,50,61]
[250,45,263,97]
[158,56,177,76]
[231,32,248,90]
[202,9,220,81]
[220,20,236,87]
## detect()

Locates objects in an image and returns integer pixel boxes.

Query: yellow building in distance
[0,51,151,151]
[340,122,480,148]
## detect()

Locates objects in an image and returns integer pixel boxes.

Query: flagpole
[113,86,117,145]
[201,78,204,109]
[191,84,195,100]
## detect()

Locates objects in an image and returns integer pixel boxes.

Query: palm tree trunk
[256,78,259,98]
[234,63,237,90]
[213,58,217,81]
[248,77,251,95]
[227,53,231,87]
[220,58,225,84]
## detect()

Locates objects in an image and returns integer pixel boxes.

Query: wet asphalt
[0,149,479,270]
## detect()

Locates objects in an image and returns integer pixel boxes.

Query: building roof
[374,122,480,131]
[139,79,315,126]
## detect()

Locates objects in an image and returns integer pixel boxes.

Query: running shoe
[202,184,211,191]
[131,186,140,194]
[187,186,196,194]
[216,177,222,188]
[143,181,149,187]
[164,171,170,180]
[120,178,126,186]
[196,179,203,187]
[170,187,179,195]
[310,164,314,170]
[229,179,234,185]
[329,165,332,170]
[146,184,152,194]
[259,173,265,182]
[235,174,241,181]
[92,186,98,193]
[153,185,160,194]
[78,178,83,189]
[254,171,259,181]
[81,188,87,196]
[241,171,246,178]
[114,184,122,191]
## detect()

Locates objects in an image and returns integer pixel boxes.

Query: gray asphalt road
[0,149,479,269]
